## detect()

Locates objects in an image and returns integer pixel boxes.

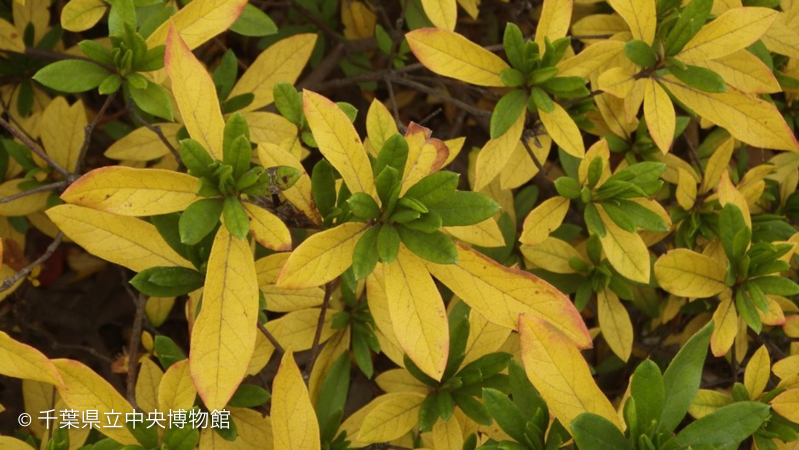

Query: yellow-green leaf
[358,392,427,443]
[104,123,181,162]
[303,90,374,195]
[644,79,675,154]
[0,331,62,385]
[700,137,734,194]
[688,389,733,419]
[147,0,247,50]
[243,202,292,251]
[598,288,633,362]
[135,358,163,414]
[711,295,737,357]
[608,0,657,44]
[519,314,621,428]
[385,246,449,380]
[539,102,585,158]
[46,204,192,272]
[421,0,457,31]
[277,222,368,289]
[597,205,651,283]
[771,389,799,423]
[61,167,199,216]
[744,345,770,399]
[677,7,778,63]
[406,28,510,87]
[190,225,259,411]
[520,196,569,246]
[692,51,781,94]
[165,27,226,159]
[0,179,49,216]
[40,96,86,172]
[426,242,592,348]
[474,111,526,191]
[271,350,320,450]
[0,18,24,52]
[535,0,572,47]
[257,142,321,226]
[654,249,728,298]
[60,0,106,32]
[366,99,399,155]
[677,168,697,210]
[521,237,583,274]
[158,359,196,414]
[229,34,318,112]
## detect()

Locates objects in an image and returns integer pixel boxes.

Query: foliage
[0,0,799,449]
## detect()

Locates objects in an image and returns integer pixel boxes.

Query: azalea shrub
[1,0,799,448]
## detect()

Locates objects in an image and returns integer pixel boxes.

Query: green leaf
[273,82,303,125]
[375,134,409,178]
[631,360,665,433]
[312,160,337,218]
[482,388,528,443]
[530,86,555,113]
[227,384,270,407]
[570,413,629,450]
[99,74,122,95]
[138,46,166,72]
[668,65,726,93]
[230,4,278,37]
[675,402,770,448]
[375,166,400,209]
[657,321,713,433]
[737,289,763,333]
[403,212,442,233]
[503,22,525,71]
[452,392,492,426]
[377,224,400,263]
[490,90,527,139]
[625,40,658,67]
[749,276,799,296]
[396,227,457,264]
[316,353,350,443]
[419,393,440,432]
[179,198,223,245]
[347,192,380,219]
[33,60,110,93]
[501,68,526,87]
[587,157,603,188]
[78,40,115,66]
[437,391,455,422]
[428,191,500,226]
[179,139,215,177]
[154,335,186,370]
[212,49,238,101]
[664,0,713,56]
[353,226,380,280]
[222,197,249,239]
[554,177,581,199]
[129,80,173,121]
[130,266,204,297]
[403,171,459,206]
[584,202,606,237]
[162,427,199,450]
[508,360,545,421]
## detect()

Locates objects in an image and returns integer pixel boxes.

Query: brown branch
[76,92,117,174]
[126,293,147,409]
[0,116,70,178]
[129,107,181,164]
[0,181,66,204]
[0,232,63,293]
[304,282,333,380]
[386,74,491,118]
[257,322,286,355]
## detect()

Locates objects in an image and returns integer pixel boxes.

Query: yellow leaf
[375,368,429,394]
[0,179,49,216]
[342,0,376,40]
[598,66,636,98]
[147,0,247,50]
[539,102,585,158]
[443,136,466,167]
[270,350,320,449]
[229,34,317,112]
[158,359,196,414]
[0,18,23,52]
[242,202,292,251]
[366,99,399,154]
[773,355,799,379]
[422,0,457,31]
[692,51,781,94]
[677,8,778,62]
[303,90,374,195]
[0,437,38,450]
[654,249,728,298]
[772,389,799,423]
[701,137,735,194]
[277,222,368,289]
[688,389,733,419]
[366,268,406,367]
[40,97,86,172]
[462,310,511,366]
[52,359,136,445]
[521,237,583,274]
[598,288,633,362]
[608,0,657,44]
[401,123,449,194]
[406,28,510,87]
[104,123,181,161]
[519,314,621,428]
[245,112,298,146]
[200,408,272,449]
[445,219,505,248]
[46,204,192,272]
[572,14,629,42]
[261,285,324,312]
[266,308,338,350]
[358,392,427,443]
[165,27,225,160]
[426,243,592,348]
[60,0,106,32]
[677,168,698,210]
[535,0,573,47]
[432,416,463,450]
[520,196,570,246]
[719,169,752,228]
[662,77,798,151]
[386,246,449,380]
[711,296,737,357]
[500,135,551,190]
[145,297,175,327]
[644,79,675,154]
[0,331,62,385]
[257,142,321,226]
[190,226,259,411]
[712,0,742,14]
[13,0,48,44]
[762,15,799,59]
[474,111,525,191]
[309,329,350,404]
[597,205,651,283]
[22,380,54,438]
[557,40,626,78]
[760,295,786,326]
[745,345,771,399]
[61,167,199,216]
[135,358,163,414]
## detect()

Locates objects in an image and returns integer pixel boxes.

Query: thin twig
[0,181,66,204]
[76,93,117,174]
[257,322,286,355]
[129,107,181,163]
[0,116,70,178]
[305,282,333,380]
[683,134,705,178]
[0,232,63,292]
[386,74,490,118]
[383,75,406,133]
[126,293,147,409]
[521,130,549,177]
